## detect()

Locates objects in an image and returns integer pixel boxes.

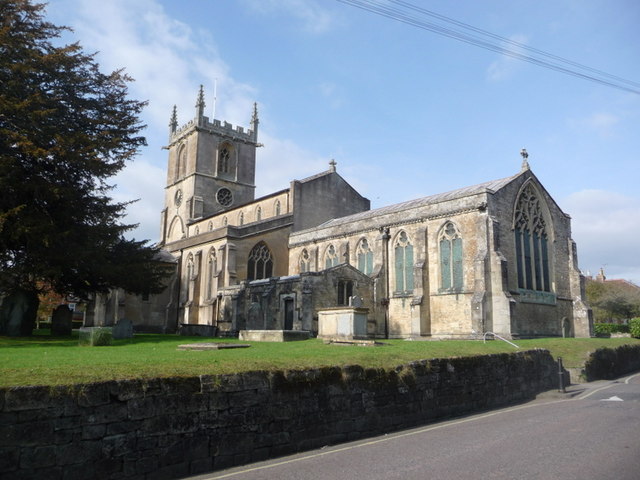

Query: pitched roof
[314,171,522,229]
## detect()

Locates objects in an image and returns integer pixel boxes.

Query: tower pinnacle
[250,102,259,142]
[169,105,178,138]
[195,85,205,122]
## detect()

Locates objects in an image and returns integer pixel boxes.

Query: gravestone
[112,318,134,339]
[51,305,73,336]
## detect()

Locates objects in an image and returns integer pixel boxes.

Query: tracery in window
[514,183,551,292]
[394,231,414,293]
[247,242,273,281]
[299,249,311,273]
[218,145,230,174]
[439,222,463,291]
[356,238,373,275]
[325,244,339,269]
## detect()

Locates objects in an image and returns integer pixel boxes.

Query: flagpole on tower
[212,78,218,120]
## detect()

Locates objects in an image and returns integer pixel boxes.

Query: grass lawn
[1,332,639,387]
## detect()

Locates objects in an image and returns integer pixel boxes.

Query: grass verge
[1,333,638,387]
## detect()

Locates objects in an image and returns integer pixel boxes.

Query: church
[108,86,592,339]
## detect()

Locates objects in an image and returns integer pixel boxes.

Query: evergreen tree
[0,0,167,335]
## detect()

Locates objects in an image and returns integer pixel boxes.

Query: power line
[337,0,640,95]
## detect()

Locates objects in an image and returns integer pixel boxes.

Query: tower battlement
[170,117,255,143]
[169,86,259,145]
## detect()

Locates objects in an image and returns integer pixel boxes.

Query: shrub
[630,318,640,339]
[594,323,630,336]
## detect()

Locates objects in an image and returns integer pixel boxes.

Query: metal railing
[483,331,520,349]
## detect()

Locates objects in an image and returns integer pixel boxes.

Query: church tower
[160,86,260,245]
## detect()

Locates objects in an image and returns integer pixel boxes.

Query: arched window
[222,216,228,226]
[218,145,230,174]
[274,200,281,216]
[439,222,463,291]
[514,184,551,291]
[256,206,262,222]
[394,231,414,293]
[208,221,213,231]
[206,249,217,299]
[299,249,310,273]
[325,244,339,269]
[175,145,186,181]
[356,238,373,275]
[238,211,244,226]
[247,242,273,281]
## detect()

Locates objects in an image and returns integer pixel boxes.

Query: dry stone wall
[1,350,557,480]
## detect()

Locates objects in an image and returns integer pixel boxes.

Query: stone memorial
[51,304,73,336]
[112,318,134,339]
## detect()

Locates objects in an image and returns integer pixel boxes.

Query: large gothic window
[247,242,273,281]
[325,244,339,269]
[299,249,311,273]
[514,184,551,292]
[356,238,373,275]
[394,231,414,293]
[439,222,463,291]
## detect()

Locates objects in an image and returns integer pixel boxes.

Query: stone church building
[100,87,592,339]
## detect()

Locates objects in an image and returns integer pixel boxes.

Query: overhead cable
[337,0,640,95]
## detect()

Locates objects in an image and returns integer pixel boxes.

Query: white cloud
[47,0,272,242]
[486,34,529,82]
[255,133,328,197]
[317,82,344,109]
[563,189,640,284]
[569,112,620,138]
[241,0,335,34]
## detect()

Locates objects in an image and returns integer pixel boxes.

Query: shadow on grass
[0,331,245,348]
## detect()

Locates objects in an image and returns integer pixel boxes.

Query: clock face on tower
[174,189,183,206]
[216,188,233,207]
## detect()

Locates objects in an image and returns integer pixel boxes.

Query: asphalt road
[189,372,640,480]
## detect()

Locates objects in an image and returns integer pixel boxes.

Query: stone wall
[582,344,640,381]
[0,350,557,480]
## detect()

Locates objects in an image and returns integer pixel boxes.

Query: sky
[45,0,640,283]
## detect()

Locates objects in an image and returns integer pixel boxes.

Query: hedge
[630,318,640,339]
[594,322,630,336]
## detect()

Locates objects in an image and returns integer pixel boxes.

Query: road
[188,372,640,480]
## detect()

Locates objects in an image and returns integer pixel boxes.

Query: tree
[586,279,640,324]
[0,0,167,335]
